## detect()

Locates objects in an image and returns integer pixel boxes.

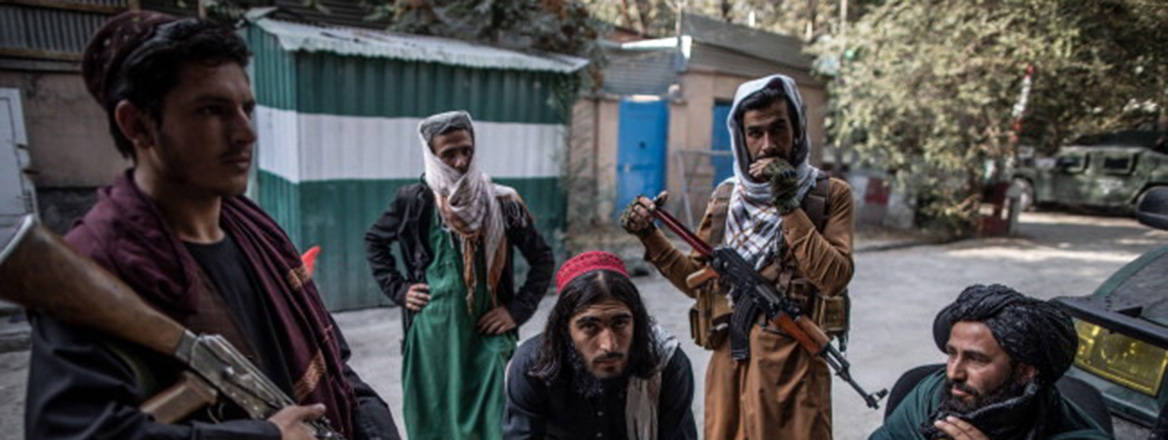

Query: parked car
[1013,131,1167,212]
[1053,186,1168,428]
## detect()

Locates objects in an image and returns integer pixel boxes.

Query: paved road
[1,212,1165,439]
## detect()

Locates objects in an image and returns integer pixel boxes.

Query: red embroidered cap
[556,251,629,293]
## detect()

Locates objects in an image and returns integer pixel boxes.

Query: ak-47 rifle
[650,203,888,409]
[0,216,345,439]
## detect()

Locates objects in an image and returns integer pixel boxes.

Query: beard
[565,343,627,400]
[153,128,249,197]
[939,368,1029,414]
[921,368,1042,440]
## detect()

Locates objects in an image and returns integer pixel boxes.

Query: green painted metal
[257,171,564,311]
[247,25,573,124]
[257,171,302,248]
[247,26,298,111]
[246,23,575,310]
[292,52,569,123]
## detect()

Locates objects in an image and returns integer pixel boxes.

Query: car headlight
[1074,319,1168,396]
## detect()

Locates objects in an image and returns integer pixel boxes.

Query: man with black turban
[870,284,1111,440]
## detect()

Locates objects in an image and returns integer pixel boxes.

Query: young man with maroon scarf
[24,12,399,440]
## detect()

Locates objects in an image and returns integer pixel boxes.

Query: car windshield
[1097,245,1168,327]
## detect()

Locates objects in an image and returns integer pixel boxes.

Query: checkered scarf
[420,111,511,315]
[722,75,820,269]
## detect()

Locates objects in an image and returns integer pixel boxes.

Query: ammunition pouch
[788,284,850,339]
[688,282,851,352]
[688,280,731,350]
[684,175,852,350]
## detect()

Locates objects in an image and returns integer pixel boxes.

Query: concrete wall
[0,70,127,188]
[0,69,128,233]
[567,96,620,229]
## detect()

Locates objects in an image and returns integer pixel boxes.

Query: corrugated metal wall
[0,3,124,57]
[273,52,566,124]
[248,25,572,311]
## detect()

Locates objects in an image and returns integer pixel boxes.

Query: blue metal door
[616,99,668,218]
[711,102,734,184]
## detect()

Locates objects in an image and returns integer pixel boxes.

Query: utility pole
[806,0,817,41]
[840,0,847,35]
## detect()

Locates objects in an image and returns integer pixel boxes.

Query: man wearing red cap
[503,251,697,440]
[24,12,399,439]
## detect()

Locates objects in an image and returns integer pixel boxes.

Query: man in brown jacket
[620,74,854,439]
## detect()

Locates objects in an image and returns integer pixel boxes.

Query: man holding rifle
[22,12,399,439]
[621,74,856,439]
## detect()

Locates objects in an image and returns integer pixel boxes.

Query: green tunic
[402,211,517,440]
[870,370,1112,440]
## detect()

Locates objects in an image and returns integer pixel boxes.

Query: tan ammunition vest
[689,176,851,349]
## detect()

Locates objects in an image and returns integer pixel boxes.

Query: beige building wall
[567,96,621,229]
[0,70,128,188]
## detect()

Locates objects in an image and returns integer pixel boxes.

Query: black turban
[933,284,1077,386]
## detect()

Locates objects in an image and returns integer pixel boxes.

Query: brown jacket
[640,177,855,332]
[641,176,854,439]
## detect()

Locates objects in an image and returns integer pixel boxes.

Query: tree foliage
[812,0,1168,234]
[579,0,880,41]
[367,0,607,90]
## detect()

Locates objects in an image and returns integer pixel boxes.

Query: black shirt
[184,233,295,397]
[503,335,698,440]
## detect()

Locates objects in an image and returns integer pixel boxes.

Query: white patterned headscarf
[722,75,821,269]
[420,111,514,314]
[624,325,680,440]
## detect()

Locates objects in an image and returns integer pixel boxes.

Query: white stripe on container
[256,106,565,183]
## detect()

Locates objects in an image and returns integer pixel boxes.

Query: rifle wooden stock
[654,204,888,409]
[0,224,186,357]
[772,314,830,354]
[139,371,219,423]
[0,224,338,424]
[685,266,719,289]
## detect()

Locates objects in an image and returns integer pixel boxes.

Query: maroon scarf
[66,171,356,436]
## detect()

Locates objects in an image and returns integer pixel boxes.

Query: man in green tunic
[871,284,1110,440]
[364,111,555,440]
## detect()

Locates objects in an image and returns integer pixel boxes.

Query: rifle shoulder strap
[705,181,736,247]
[801,174,831,232]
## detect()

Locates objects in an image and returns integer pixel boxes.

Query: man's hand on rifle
[267,403,326,440]
[762,159,801,215]
[620,192,667,237]
[404,283,431,311]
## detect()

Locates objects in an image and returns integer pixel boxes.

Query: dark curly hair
[104,18,250,160]
[527,269,660,384]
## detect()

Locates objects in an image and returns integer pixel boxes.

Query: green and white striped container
[246,19,585,310]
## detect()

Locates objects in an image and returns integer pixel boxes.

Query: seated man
[503,251,697,439]
[871,284,1110,440]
